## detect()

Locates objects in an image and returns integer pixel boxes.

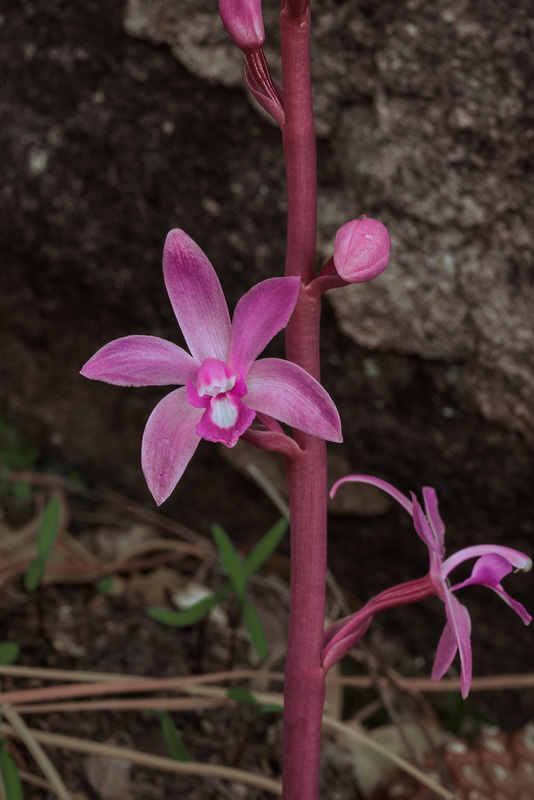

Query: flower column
[280,1,327,798]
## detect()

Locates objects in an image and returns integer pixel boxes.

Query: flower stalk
[279,4,328,799]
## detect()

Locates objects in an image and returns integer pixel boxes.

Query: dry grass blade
[2,707,74,800]
[1,723,282,795]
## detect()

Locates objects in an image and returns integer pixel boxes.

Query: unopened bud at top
[333,217,391,283]
[219,0,265,53]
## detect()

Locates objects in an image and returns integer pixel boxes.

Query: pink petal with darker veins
[422,486,445,556]
[80,335,199,387]
[229,277,300,374]
[442,591,472,698]
[163,230,231,364]
[244,357,342,443]
[141,387,203,506]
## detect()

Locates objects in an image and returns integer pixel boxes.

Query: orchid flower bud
[333,217,391,283]
[219,0,265,53]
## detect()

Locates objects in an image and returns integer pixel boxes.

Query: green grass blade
[243,602,267,659]
[0,643,20,667]
[23,559,45,593]
[243,518,288,579]
[147,590,224,627]
[160,712,190,762]
[211,524,246,604]
[258,703,284,715]
[0,749,24,800]
[37,497,60,559]
[226,687,259,708]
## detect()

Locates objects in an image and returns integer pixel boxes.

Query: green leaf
[243,602,267,659]
[147,592,222,627]
[0,643,20,667]
[160,712,190,762]
[211,524,246,604]
[258,703,284,715]
[23,559,45,593]
[37,497,60,560]
[226,687,259,708]
[243,518,288,579]
[0,748,24,800]
[95,576,114,593]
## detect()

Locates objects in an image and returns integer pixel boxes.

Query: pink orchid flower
[330,476,532,697]
[81,229,342,505]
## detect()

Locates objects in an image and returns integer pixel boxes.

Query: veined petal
[330,475,413,514]
[163,230,231,363]
[442,591,472,698]
[228,277,300,374]
[422,487,445,557]
[141,387,203,505]
[245,358,342,443]
[431,624,458,683]
[81,335,199,387]
[411,494,441,556]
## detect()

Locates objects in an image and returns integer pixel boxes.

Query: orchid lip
[441,545,532,579]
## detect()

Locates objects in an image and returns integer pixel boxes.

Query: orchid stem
[280,4,326,799]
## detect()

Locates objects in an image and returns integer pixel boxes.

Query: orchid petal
[452,554,532,625]
[432,624,458,683]
[443,591,472,698]
[228,277,300,374]
[422,487,445,556]
[245,358,342,442]
[442,544,532,578]
[330,475,413,514]
[455,553,513,590]
[141,387,203,506]
[80,335,199,387]
[163,229,231,363]
[411,493,441,556]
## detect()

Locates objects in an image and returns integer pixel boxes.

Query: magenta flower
[330,476,532,696]
[81,229,342,505]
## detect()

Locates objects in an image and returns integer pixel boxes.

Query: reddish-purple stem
[280,5,326,799]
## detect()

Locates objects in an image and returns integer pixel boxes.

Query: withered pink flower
[82,229,342,505]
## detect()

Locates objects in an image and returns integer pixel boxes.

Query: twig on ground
[0,723,283,795]
[3,707,74,800]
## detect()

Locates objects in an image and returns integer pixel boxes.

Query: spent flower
[81,229,342,505]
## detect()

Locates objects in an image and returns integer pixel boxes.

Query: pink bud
[333,217,391,283]
[219,0,265,53]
